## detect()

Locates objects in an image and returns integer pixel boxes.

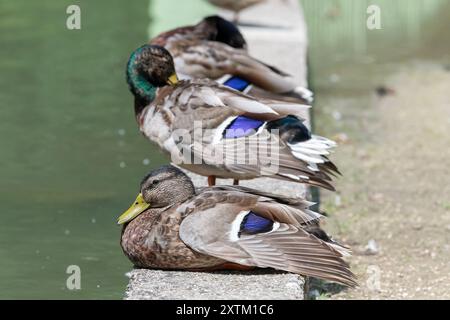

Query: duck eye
[152,179,159,185]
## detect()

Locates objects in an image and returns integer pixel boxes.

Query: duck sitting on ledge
[150,15,313,103]
[119,165,357,287]
[126,45,338,189]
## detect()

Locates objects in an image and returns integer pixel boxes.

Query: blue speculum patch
[223,76,250,92]
[240,212,274,235]
[222,76,263,139]
[223,116,264,139]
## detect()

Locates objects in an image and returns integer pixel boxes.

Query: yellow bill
[167,73,179,85]
[117,193,150,225]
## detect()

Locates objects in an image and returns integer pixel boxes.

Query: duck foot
[208,175,216,186]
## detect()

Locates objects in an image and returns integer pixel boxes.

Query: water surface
[0,0,164,299]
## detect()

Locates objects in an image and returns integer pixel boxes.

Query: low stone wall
[124,269,305,300]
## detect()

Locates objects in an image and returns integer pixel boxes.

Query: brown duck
[126,45,339,189]
[150,16,313,103]
[119,165,357,287]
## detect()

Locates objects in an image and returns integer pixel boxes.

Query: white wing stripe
[229,211,249,242]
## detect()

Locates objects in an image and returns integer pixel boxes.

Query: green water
[0,0,167,299]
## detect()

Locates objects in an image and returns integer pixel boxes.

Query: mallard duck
[126,45,339,189]
[119,165,356,287]
[206,0,266,23]
[150,16,313,103]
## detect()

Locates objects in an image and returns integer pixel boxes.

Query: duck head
[198,15,247,49]
[117,165,195,225]
[126,45,179,109]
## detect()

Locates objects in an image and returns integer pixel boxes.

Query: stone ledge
[125,269,305,300]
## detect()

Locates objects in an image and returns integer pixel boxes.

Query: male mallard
[150,16,313,103]
[206,0,266,23]
[127,45,339,189]
[119,165,356,287]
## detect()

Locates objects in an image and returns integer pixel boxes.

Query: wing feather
[179,200,356,287]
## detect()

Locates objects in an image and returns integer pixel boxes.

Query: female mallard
[206,0,266,23]
[119,165,356,287]
[150,16,313,103]
[127,45,338,189]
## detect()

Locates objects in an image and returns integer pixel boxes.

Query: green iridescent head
[126,45,179,106]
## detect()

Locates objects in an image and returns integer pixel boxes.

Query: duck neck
[126,52,157,116]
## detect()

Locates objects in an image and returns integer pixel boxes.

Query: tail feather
[282,86,314,103]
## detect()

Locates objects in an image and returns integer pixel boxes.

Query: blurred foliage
[301,0,450,65]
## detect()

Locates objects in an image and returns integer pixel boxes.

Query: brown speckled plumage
[121,207,224,269]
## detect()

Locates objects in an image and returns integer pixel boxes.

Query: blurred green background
[0,0,156,299]
[0,0,448,299]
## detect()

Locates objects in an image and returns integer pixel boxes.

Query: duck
[206,0,266,23]
[126,44,339,189]
[118,165,357,287]
[150,15,313,103]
